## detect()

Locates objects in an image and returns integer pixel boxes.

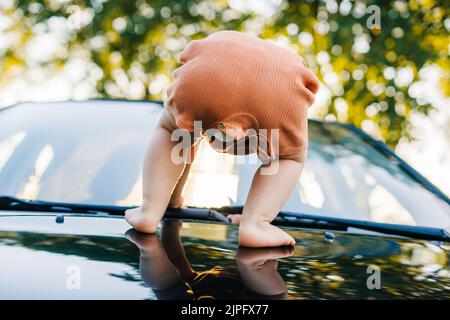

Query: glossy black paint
[0,213,449,300]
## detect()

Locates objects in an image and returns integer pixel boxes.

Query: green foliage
[2,0,449,147]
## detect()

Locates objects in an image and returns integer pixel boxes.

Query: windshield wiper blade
[216,205,450,242]
[277,211,450,242]
[0,196,115,215]
[165,207,230,224]
[0,196,230,224]
[2,196,448,241]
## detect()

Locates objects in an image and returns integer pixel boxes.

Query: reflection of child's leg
[239,158,304,247]
[125,229,181,290]
[125,109,189,233]
[161,221,196,280]
[236,246,293,298]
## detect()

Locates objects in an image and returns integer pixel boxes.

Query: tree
[2,0,449,147]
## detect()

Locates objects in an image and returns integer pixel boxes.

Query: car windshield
[0,100,449,229]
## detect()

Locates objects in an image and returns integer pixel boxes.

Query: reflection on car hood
[0,213,449,300]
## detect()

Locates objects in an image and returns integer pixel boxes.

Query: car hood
[0,213,449,300]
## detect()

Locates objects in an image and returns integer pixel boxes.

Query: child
[125,31,319,248]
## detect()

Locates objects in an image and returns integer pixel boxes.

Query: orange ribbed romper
[166,31,319,162]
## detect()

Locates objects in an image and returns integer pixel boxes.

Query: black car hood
[0,213,449,299]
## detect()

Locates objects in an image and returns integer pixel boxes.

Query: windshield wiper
[217,205,450,242]
[0,196,117,215]
[276,211,450,242]
[1,196,448,242]
[164,207,230,224]
[0,196,230,224]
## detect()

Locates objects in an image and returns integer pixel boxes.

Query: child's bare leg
[125,109,191,233]
[168,144,198,208]
[239,158,304,247]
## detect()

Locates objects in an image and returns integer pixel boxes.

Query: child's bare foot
[238,220,295,248]
[125,206,161,233]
